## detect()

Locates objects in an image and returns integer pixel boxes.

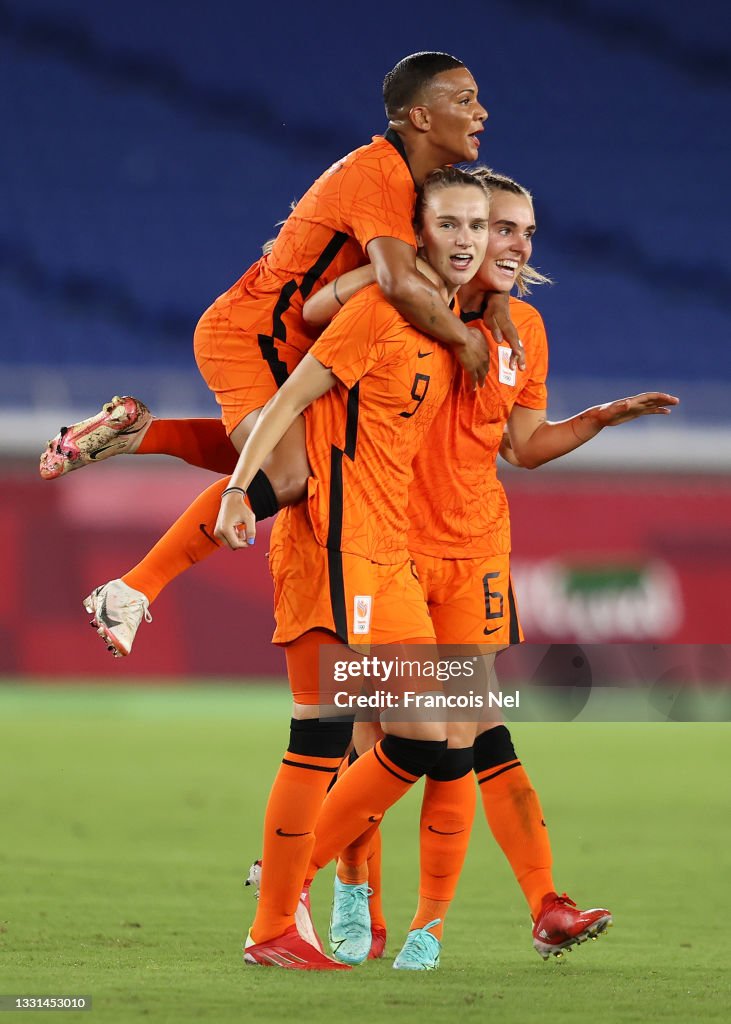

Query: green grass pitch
[0,683,729,1024]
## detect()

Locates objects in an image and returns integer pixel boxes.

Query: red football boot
[297,882,325,953]
[368,925,387,960]
[243,925,351,970]
[245,860,324,953]
[532,893,613,959]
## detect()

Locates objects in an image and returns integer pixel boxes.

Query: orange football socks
[334,752,385,919]
[122,476,230,603]
[337,818,379,886]
[135,418,237,474]
[251,631,353,943]
[410,748,475,940]
[474,726,555,919]
[308,735,447,877]
[365,828,385,933]
[249,732,348,943]
[121,469,279,604]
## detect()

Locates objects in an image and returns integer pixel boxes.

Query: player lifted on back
[214,166,493,970]
[38,52,523,658]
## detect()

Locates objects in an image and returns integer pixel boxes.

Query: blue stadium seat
[2,0,728,417]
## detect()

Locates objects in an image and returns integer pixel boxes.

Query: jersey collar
[383,127,415,182]
[461,298,488,324]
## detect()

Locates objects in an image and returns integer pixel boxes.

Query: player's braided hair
[383,52,465,120]
[414,166,490,233]
[471,166,553,295]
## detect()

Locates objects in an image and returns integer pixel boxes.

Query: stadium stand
[1,0,728,397]
[1,0,730,677]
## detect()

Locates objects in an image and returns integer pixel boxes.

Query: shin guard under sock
[251,716,352,942]
[309,736,447,875]
[411,746,476,938]
[474,725,555,918]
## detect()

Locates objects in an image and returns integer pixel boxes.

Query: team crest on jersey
[498,345,517,387]
[353,595,373,635]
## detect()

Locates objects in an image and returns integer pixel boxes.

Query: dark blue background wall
[2,0,729,417]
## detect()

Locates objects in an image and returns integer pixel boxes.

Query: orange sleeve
[309,286,403,388]
[338,148,417,251]
[514,304,549,409]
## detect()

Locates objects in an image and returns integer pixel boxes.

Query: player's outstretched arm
[214,355,336,549]
[507,392,680,469]
[367,236,489,386]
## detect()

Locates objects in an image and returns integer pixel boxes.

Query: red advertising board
[2,462,729,677]
[507,472,730,645]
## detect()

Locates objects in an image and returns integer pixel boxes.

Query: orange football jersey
[407,297,548,558]
[285,283,455,564]
[204,131,416,357]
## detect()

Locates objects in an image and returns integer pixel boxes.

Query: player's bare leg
[230,408,310,508]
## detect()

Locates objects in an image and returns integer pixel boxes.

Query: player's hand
[483,292,526,371]
[456,323,489,387]
[214,491,256,550]
[595,392,680,427]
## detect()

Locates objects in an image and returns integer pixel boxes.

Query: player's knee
[447,720,478,748]
[353,720,381,755]
[270,470,308,507]
[416,720,449,744]
[427,745,473,781]
[380,734,448,778]
[473,723,517,770]
[262,451,309,506]
[287,716,354,759]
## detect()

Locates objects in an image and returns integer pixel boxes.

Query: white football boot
[83,579,152,658]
